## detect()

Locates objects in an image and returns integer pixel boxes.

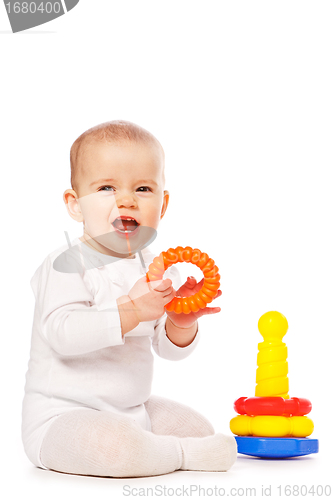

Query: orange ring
[146,246,220,314]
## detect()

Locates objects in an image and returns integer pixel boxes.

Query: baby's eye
[137,186,152,192]
[98,185,115,192]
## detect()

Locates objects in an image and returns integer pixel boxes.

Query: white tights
[40,395,237,477]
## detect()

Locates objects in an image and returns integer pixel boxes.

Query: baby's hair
[70,120,165,193]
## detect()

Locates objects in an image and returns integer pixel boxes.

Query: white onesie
[21,237,200,468]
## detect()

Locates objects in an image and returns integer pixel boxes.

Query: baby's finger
[201,306,221,315]
[162,285,175,297]
[186,276,197,288]
[176,276,196,295]
[163,288,176,304]
[151,278,172,292]
[147,279,163,291]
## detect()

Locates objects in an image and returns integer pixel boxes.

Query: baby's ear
[160,190,169,219]
[63,189,84,223]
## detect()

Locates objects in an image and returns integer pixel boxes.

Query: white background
[0,1,332,498]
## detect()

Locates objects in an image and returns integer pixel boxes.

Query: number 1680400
[5,2,62,14]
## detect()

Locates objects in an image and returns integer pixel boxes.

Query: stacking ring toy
[147,246,220,314]
[230,414,314,438]
[234,436,319,458]
[234,397,312,417]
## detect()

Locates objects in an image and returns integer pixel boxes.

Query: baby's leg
[144,395,215,437]
[40,409,182,478]
[40,407,237,477]
[145,395,237,472]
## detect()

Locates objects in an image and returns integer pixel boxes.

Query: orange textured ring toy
[146,246,220,314]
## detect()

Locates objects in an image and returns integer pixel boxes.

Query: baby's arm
[116,277,175,335]
[36,254,125,356]
[165,317,198,347]
[165,276,221,346]
[117,275,211,349]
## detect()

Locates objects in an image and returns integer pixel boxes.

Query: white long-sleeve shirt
[22,237,200,468]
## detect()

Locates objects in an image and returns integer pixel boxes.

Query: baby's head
[64,121,169,256]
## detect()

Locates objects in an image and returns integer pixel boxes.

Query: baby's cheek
[84,217,109,236]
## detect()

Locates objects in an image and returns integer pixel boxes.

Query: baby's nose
[116,192,137,208]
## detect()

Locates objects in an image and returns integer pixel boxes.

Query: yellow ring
[230,415,314,438]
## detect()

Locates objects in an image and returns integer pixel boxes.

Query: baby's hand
[128,276,176,323]
[166,276,222,329]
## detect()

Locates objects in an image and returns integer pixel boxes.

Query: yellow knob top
[258,311,288,341]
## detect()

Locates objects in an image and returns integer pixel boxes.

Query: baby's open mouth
[112,216,140,234]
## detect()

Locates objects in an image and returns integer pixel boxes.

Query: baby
[22,120,237,477]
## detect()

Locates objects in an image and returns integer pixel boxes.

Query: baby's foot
[180,433,237,472]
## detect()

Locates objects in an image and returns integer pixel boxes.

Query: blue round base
[235,436,319,458]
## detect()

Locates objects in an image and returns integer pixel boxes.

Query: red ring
[234,396,312,416]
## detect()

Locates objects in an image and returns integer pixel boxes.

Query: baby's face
[65,140,168,256]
